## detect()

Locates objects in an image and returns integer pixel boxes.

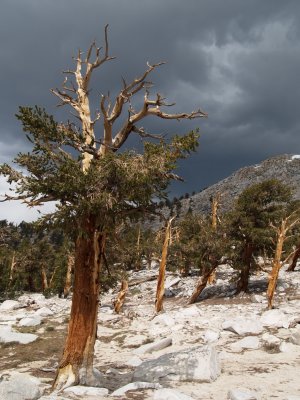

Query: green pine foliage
[0,106,199,233]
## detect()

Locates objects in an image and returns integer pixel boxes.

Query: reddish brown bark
[188,264,218,304]
[114,280,128,313]
[41,265,48,292]
[267,219,287,309]
[53,217,104,389]
[236,242,253,294]
[155,218,173,312]
[207,270,216,285]
[207,193,220,285]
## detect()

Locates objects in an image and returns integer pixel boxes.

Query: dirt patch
[0,326,66,372]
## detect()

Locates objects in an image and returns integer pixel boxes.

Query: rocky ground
[1,263,300,400]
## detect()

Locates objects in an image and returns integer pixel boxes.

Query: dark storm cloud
[1,0,300,220]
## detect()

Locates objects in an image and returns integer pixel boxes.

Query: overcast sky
[1,0,300,223]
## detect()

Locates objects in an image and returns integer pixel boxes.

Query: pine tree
[0,26,206,389]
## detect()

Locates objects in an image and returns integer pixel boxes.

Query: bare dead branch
[112,90,207,150]
[107,62,165,125]
[132,125,164,140]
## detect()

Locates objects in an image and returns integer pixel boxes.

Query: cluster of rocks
[1,263,300,400]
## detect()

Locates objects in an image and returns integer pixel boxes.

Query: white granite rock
[290,330,300,346]
[0,372,42,400]
[165,277,181,289]
[262,333,281,348]
[174,305,202,319]
[260,309,290,329]
[123,334,148,348]
[63,385,109,396]
[279,341,298,353]
[203,329,220,343]
[133,345,220,383]
[34,307,54,317]
[222,317,263,335]
[0,325,38,344]
[228,388,258,400]
[151,314,175,328]
[0,299,20,311]
[36,396,69,400]
[133,337,172,355]
[18,293,47,308]
[125,356,143,367]
[231,336,260,351]
[251,294,265,303]
[153,388,195,400]
[19,316,42,327]
[111,382,162,396]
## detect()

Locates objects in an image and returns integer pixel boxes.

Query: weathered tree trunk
[236,242,253,294]
[207,193,220,285]
[114,280,128,313]
[180,258,190,277]
[207,270,216,285]
[49,265,59,288]
[267,220,286,309]
[53,218,104,390]
[287,241,300,272]
[63,253,74,298]
[8,252,16,288]
[41,265,49,292]
[135,225,141,271]
[188,264,218,304]
[155,218,173,313]
[211,194,220,231]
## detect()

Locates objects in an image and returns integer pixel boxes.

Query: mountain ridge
[173,154,300,217]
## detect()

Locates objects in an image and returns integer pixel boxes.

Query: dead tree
[207,193,221,285]
[188,259,219,304]
[8,252,16,289]
[155,217,174,312]
[63,253,74,298]
[287,240,300,272]
[267,214,299,309]
[114,280,129,313]
[41,265,49,292]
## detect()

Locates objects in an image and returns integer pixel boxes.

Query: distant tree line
[1,179,299,308]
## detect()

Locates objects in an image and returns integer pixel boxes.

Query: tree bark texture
[53,217,104,390]
[207,193,219,285]
[267,220,286,309]
[207,270,216,285]
[8,252,16,288]
[188,264,218,304]
[63,253,74,298]
[114,280,128,313]
[41,265,49,292]
[236,242,253,294]
[155,218,173,312]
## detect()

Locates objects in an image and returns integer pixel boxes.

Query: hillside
[175,154,300,217]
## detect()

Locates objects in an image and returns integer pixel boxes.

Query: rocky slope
[1,261,300,400]
[175,154,300,216]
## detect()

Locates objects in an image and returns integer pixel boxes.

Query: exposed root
[53,364,76,391]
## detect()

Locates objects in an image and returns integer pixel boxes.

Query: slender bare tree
[155,217,174,312]
[267,214,299,309]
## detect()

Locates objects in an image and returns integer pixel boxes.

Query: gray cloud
[1,0,300,221]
